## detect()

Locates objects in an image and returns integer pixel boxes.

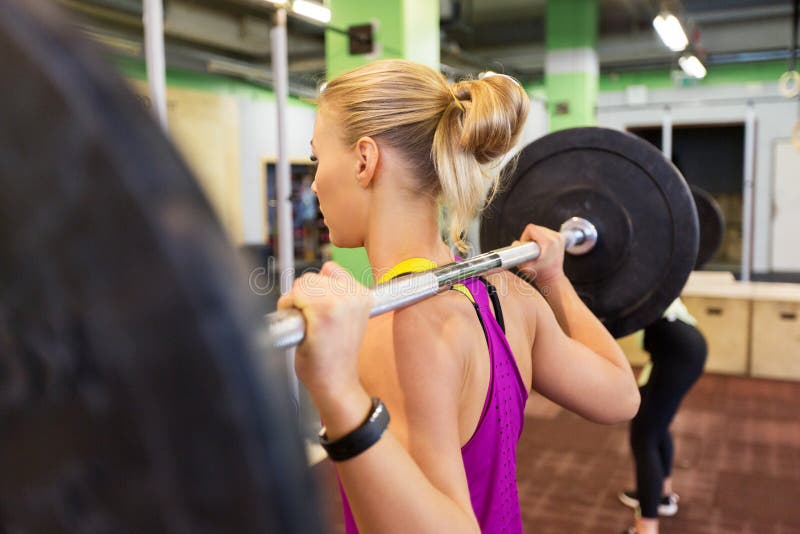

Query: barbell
[265,217,599,349]
[0,0,706,531]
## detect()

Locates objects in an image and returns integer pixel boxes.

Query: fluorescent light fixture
[653,12,688,52]
[292,0,331,23]
[678,54,707,79]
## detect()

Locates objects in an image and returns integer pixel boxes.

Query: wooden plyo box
[750,300,800,380]
[682,296,751,375]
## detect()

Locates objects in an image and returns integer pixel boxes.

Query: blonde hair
[318,59,529,252]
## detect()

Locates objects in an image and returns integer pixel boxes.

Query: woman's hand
[514,223,567,289]
[277,261,372,403]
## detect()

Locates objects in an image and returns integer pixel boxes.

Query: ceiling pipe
[691,5,792,24]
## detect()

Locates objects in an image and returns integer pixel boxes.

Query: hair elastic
[448,86,465,112]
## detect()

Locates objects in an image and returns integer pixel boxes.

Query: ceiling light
[292,0,331,24]
[678,54,707,79]
[653,12,688,52]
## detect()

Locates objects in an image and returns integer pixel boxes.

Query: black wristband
[319,398,390,462]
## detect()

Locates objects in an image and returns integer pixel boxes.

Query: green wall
[545,0,598,49]
[112,56,316,107]
[523,61,786,105]
[544,0,598,131]
[326,0,439,77]
[522,60,788,105]
[600,60,789,92]
[324,0,439,285]
[546,71,598,128]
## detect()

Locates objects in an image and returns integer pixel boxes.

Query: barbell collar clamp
[560,217,598,256]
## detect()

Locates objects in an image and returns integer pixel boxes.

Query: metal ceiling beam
[77,21,319,99]
[469,15,791,75]
[164,1,272,58]
[690,4,793,23]
[60,0,324,61]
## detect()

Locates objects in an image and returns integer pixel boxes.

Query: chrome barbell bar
[264,217,598,350]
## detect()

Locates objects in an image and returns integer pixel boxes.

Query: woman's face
[310,107,369,248]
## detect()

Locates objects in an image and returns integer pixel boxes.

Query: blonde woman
[278,59,640,533]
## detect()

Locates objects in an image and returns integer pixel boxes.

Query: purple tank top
[340,276,529,533]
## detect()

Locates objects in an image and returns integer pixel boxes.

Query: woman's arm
[514,224,640,424]
[528,287,640,424]
[279,263,479,534]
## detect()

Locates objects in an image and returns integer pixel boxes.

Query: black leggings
[630,319,707,518]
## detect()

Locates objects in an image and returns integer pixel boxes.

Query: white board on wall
[771,140,800,272]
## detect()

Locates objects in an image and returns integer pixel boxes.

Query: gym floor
[313,372,800,533]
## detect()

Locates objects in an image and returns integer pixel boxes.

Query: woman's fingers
[516,223,567,286]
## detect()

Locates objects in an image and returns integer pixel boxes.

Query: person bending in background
[279,59,641,533]
[619,298,707,534]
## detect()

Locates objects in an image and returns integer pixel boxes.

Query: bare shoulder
[487,269,540,297]
[484,270,543,334]
[358,291,482,449]
[358,291,482,400]
[389,292,480,363]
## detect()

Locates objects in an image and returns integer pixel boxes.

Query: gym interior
[1,1,799,533]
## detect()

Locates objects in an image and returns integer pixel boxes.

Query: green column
[325,0,440,285]
[545,0,599,132]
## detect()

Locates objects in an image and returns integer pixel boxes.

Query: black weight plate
[481,127,699,338]
[690,185,726,269]
[0,1,321,533]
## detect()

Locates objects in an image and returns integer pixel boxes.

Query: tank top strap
[456,276,492,312]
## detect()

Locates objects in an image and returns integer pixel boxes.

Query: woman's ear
[354,136,379,187]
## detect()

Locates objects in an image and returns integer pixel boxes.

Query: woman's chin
[328,231,362,249]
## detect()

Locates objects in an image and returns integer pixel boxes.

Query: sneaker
[617,490,679,517]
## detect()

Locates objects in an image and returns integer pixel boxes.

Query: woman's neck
[363,194,454,280]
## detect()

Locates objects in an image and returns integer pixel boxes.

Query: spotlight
[292,0,331,24]
[653,12,688,52]
[678,54,707,79]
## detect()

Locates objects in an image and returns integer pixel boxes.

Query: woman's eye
[309,154,318,163]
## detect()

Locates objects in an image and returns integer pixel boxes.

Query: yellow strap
[377,258,436,283]
[638,360,653,388]
[377,257,475,304]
